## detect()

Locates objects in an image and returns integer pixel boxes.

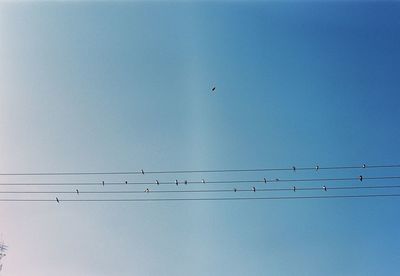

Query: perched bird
[252,187,256,192]
[359,175,363,182]
[323,185,327,191]
[56,197,60,203]
[76,189,79,195]
[264,178,267,184]
[293,186,296,192]
[156,180,159,185]
[175,180,179,186]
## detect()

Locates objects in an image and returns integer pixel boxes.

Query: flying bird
[156,180,159,185]
[56,197,60,203]
[125,181,128,184]
[316,165,320,171]
[363,164,366,168]
[264,178,267,183]
[202,179,205,184]
[292,166,296,171]
[141,169,144,174]
[102,181,105,186]
[184,180,188,185]
[175,180,179,186]
[234,188,237,192]
[145,188,150,193]
[211,86,216,92]
[359,175,363,182]
[323,185,327,191]
[293,186,296,192]
[76,189,79,195]
[252,187,256,192]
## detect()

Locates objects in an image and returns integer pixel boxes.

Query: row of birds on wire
[2,163,398,176]
[1,163,399,203]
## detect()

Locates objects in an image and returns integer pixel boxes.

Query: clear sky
[0,1,400,275]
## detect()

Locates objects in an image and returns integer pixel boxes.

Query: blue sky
[0,1,400,275]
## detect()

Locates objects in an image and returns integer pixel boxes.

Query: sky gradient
[1,1,400,275]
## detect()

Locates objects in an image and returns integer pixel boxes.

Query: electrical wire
[0,163,399,176]
[1,184,400,194]
[0,175,399,186]
[0,194,400,202]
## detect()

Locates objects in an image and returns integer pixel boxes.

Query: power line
[0,175,399,186]
[0,164,399,176]
[0,193,400,202]
[1,184,400,194]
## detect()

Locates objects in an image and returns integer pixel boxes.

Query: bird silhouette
[125,181,128,184]
[323,185,327,191]
[175,180,178,186]
[56,197,60,203]
[141,169,144,174]
[156,180,159,185]
[359,175,363,181]
[76,189,79,195]
[264,178,267,183]
[293,186,296,192]
[202,179,205,184]
[102,181,104,186]
[234,188,237,192]
[211,86,216,92]
[252,187,256,192]
[184,180,188,185]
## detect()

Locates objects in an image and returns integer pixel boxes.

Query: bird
[145,188,150,193]
[141,169,144,174]
[76,189,79,195]
[275,178,280,182]
[252,187,256,192]
[56,197,60,203]
[156,180,159,185]
[234,188,237,192]
[323,185,327,191]
[211,86,216,92]
[202,179,205,184]
[292,166,296,171]
[264,178,267,183]
[184,180,188,185]
[102,181,104,186]
[125,181,128,184]
[316,165,320,171]
[175,180,179,186]
[359,175,363,181]
[363,164,366,168]
[293,186,296,192]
